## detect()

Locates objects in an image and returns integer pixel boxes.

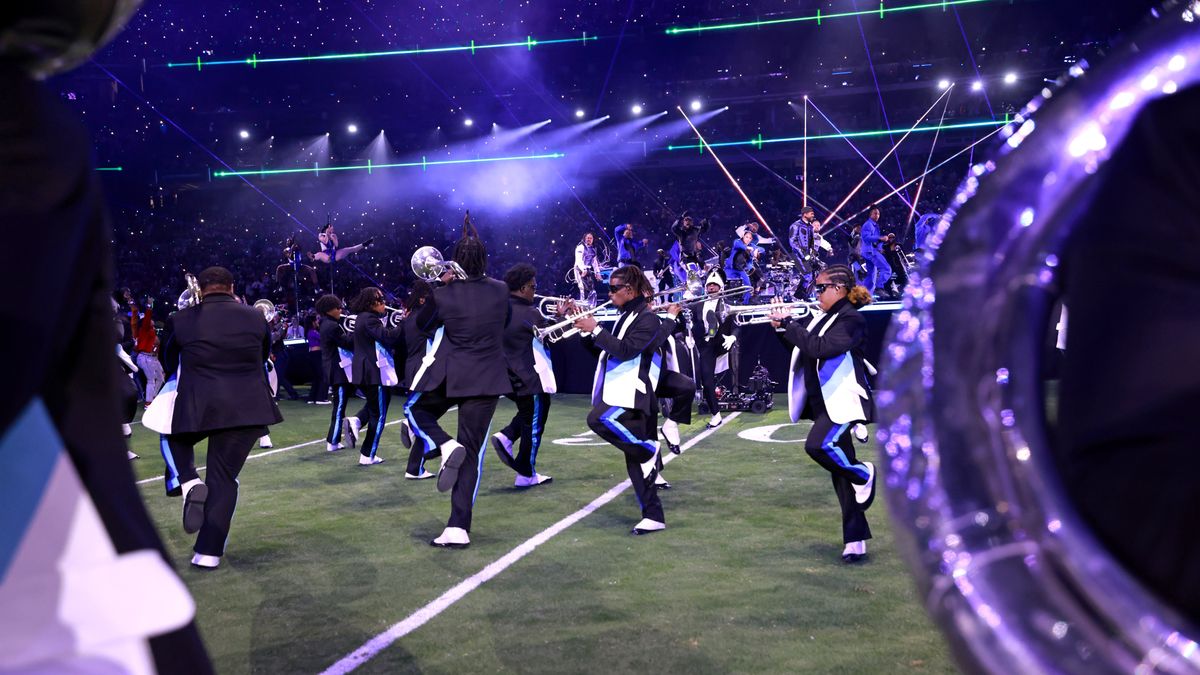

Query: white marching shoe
[491,432,516,470]
[405,469,435,480]
[258,435,273,449]
[631,518,666,535]
[660,419,682,454]
[514,472,552,488]
[181,479,207,534]
[705,412,723,429]
[190,553,221,569]
[398,418,414,450]
[851,423,870,443]
[842,540,867,563]
[121,423,132,437]
[127,450,140,460]
[326,442,343,453]
[639,448,659,481]
[437,441,467,493]
[853,462,876,506]
[430,526,470,548]
[358,454,384,466]
[343,417,362,448]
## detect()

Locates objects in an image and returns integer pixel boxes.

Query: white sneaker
[358,454,384,466]
[399,419,414,449]
[842,540,868,562]
[326,442,343,453]
[190,553,221,569]
[437,441,467,493]
[852,423,869,443]
[313,400,332,405]
[705,412,722,428]
[127,450,140,460]
[660,419,681,446]
[631,518,666,535]
[430,526,470,548]
[258,435,273,449]
[853,462,876,505]
[344,417,362,448]
[405,470,435,480]
[121,423,132,437]
[514,473,553,487]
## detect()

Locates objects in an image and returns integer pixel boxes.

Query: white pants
[136,352,165,403]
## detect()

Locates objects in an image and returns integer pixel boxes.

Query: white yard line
[320,412,741,675]
[134,420,403,485]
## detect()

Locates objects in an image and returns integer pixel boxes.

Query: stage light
[1004,72,1017,85]
[971,80,983,92]
[239,129,249,139]
[937,79,951,90]
[690,99,702,111]
[575,109,585,118]
[464,118,474,127]
[347,124,358,133]
[166,33,598,70]
[631,104,643,115]
[213,152,566,178]
[665,0,999,35]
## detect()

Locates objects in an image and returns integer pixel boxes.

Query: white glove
[721,334,737,351]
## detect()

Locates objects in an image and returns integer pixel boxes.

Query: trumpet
[339,305,405,333]
[652,285,749,310]
[728,300,823,326]
[534,300,613,343]
[535,295,589,319]
[411,246,466,282]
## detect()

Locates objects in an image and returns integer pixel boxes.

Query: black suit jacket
[319,315,354,386]
[351,310,403,386]
[777,298,874,423]
[412,275,511,397]
[160,293,283,434]
[502,295,552,394]
[400,308,433,390]
[585,296,675,414]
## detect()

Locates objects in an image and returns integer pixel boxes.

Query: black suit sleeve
[781,313,864,360]
[260,317,272,363]
[160,314,180,375]
[363,313,402,346]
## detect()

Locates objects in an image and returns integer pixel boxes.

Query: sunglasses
[812,283,841,294]
[608,284,629,293]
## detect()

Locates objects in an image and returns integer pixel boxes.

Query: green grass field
[128,394,954,674]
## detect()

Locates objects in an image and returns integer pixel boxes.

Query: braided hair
[453,214,487,277]
[821,264,872,308]
[611,265,654,299]
[349,286,384,314]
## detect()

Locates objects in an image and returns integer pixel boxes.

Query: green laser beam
[95,167,123,171]
[212,152,565,178]
[166,33,596,69]
[665,0,995,35]
[667,118,1009,151]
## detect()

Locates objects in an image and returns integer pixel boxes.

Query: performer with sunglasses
[771,265,877,563]
[574,267,680,535]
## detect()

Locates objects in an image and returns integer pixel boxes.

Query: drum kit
[756,260,805,301]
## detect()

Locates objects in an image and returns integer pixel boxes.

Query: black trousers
[403,388,454,474]
[326,383,367,445]
[586,404,664,523]
[359,385,391,459]
[165,425,266,557]
[662,343,695,426]
[805,414,871,544]
[696,344,721,414]
[409,382,500,531]
[499,392,551,477]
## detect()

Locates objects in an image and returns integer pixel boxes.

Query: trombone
[411,245,466,282]
[534,300,614,343]
[728,300,823,326]
[651,285,750,310]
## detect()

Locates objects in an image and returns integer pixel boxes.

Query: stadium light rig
[211,152,566,178]
[166,32,597,70]
[665,0,998,35]
[667,116,1011,151]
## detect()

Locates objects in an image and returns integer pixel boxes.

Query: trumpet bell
[177,272,202,310]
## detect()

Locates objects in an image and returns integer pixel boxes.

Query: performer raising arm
[770,265,877,563]
[574,266,680,535]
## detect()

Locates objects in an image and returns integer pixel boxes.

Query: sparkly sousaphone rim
[878,2,1200,673]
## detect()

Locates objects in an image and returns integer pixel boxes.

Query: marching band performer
[724,228,762,303]
[574,266,680,535]
[492,263,560,487]
[160,267,284,569]
[693,271,738,428]
[409,229,512,549]
[315,294,367,453]
[770,265,877,563]
[349,286,403,466]
[573,232,603,304]
[400,280,440,480]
